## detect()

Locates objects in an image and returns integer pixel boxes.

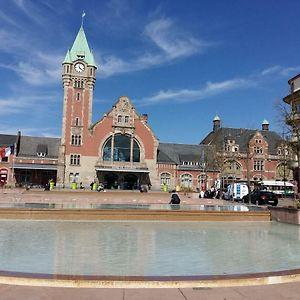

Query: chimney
[213,115,221,132]
[262,119,269,131]
[141,114,148,123]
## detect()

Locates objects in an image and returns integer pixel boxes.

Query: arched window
[223,160,242,178]
[197,174,207,190]
[160,172,171,186]
[181,174,192,188]
[102,134,140,162]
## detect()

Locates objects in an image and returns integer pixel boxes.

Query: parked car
[242,190,278,206]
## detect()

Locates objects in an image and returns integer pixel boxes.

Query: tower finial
[81,11,86,27]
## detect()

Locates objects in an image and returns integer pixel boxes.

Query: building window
[224,144,230,152]
[1,157,8,162]
[255,139,262,144]
[124,116,129,123]
[254,146,263,154]
[75,118,80,126]
[70,154,80,165]
[198,174,207,190]
[160,173,171,186]
[254,160,264,171]
[118,115,122,123]
[293,102,300,113]
[181,174,192,188]
[69,172,79,183]
[71,135,82,146]
[74,79,84,89]
[76,92,80,101]
[102,134,140,162]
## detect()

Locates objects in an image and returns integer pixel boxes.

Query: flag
[5,146,14,157]
[1,145,14,157]
[0,148,5,158]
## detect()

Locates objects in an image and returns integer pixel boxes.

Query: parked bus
[258,180,294,197]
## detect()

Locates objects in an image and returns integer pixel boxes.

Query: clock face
[75,63,85,73]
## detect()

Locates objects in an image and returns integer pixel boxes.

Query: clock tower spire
[57,23,97,187]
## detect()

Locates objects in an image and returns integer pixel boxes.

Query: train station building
[0,25,292,191]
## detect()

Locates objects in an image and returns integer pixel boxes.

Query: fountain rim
[0,268,300,288]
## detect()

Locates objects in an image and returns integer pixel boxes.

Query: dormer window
[37,152,46,158]
[36,144,48,158]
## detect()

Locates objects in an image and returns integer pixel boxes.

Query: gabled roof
[0,134,17,147]
[63,25,96,67]
[157,143,213,165]
[200,127,282,155]
[18,136,60,159]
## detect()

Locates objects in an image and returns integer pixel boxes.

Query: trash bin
[92,182,97,191]
[71,182,77,190]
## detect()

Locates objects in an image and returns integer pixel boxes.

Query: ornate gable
[109,96,138,134]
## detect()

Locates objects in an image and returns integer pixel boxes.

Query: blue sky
[0,0,299,144]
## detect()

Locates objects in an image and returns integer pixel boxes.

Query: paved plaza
[0,188,298,299]
[0,187,295,207]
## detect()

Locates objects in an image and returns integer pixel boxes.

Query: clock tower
[57,25,97,186]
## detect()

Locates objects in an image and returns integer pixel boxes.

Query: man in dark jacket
[169,190,181,204]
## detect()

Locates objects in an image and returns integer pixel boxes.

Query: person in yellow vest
[49,178,55,190]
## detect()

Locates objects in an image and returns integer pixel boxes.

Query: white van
[223,183,249,201]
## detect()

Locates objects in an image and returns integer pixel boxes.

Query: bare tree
[274,99,300,196]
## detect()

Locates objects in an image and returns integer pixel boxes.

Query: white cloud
[261,66,281,76]
[98,17,211,78]
[279,66,300,77]
[12,0,47,25]
[0,10,22,28]
[106,0,129,17]
[0,29,24,53]
[0,125,59,137]
[136,63,300,107]
[144,18,208,59]
[0,93,58,115]
[0,52,62,86]
[139,78,253,106]
[260,65,300,77]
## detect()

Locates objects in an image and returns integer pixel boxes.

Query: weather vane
[81,11,86,26]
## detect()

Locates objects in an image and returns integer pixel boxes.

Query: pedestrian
[200,189,204,198]
[169,190,181,204]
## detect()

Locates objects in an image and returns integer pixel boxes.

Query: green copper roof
[63,25,96,67]
[262,119,269,125]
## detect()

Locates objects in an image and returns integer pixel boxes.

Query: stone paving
[1,281,300,300]
[0,188,298,299]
